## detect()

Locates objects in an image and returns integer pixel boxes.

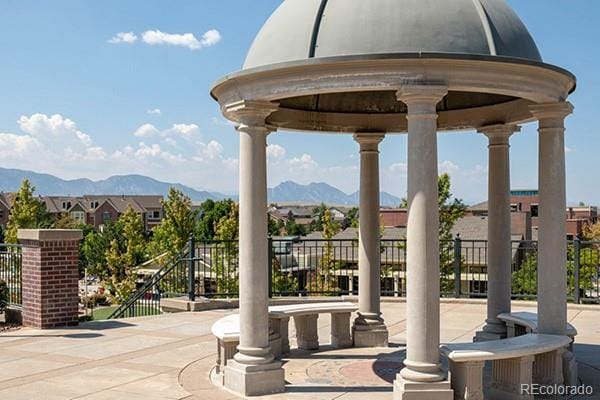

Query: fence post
[268,237,273,298]
[454,234,462,298]
[574,235,581,304]
[188,236,196,302]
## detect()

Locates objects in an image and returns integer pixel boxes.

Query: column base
[224,359,285,397]
[474,321,507,342]
[473,330,506,342]
[393,376,453,400]
[352,322,389,347]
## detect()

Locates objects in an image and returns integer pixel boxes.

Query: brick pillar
[18,229,83,329]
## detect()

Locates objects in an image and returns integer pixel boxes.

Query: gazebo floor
[1,301,599,399]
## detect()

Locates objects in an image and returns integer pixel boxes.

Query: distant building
[0,194,163,232]
[467,190,597,238]
[268,204,353,230]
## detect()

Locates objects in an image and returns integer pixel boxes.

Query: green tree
[0,225,5,243]
[310,203,328,232]
[582,222,600,241]
[81,221,123,281]
[283,212,307,236]
[5,180,52,243]
[212,204,239,295]
[309,209,341,294]
[400,173,466,293]
[0,280,8,312]
[344,207,359,229]
[195,199,235,240]
[53,213,78,229]
[512,245,597,298]
[512,251,538,296]
[148,188,198,262]
[268,215,281,236]
[105,206,146,301]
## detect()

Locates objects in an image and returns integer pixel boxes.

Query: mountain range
[0,167,401,207]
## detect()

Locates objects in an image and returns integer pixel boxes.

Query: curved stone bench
[441,333,571,400]
[211,302,357,375]
[497,311,579,386]
[497,311,577,344]
[268,302,358,354]
[210,314,282,378]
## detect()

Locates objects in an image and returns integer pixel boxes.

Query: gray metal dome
[244,0,542,70]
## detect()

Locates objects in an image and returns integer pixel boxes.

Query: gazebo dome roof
[244,0,542,70]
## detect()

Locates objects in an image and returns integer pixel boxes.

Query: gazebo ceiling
[279,91,517,115]
[211,0,576,133]
[244,0,542,70]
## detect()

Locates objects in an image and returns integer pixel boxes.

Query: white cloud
[0,133,41,158]
[108,32,138,44]
[133,123,160,138]
[439,160,460,173]
[141,29,221,50]
[132,123,199,141]
[286,153,318,170]
[17,113,94,150]
[200,29,222,47]
[202,140,224,160]
[267,144,286,161]
[389,162,407,174]
[165,123,199,139]
[147,108,161,116]
[565,146,575,153]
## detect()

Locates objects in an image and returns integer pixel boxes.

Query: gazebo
[210,0,576,398]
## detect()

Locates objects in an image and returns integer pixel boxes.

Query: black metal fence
[0,244,22,306]
[188,237,600,304]
[109,237,600,319]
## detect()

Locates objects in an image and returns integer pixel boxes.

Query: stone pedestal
[331,313,353,347]
[394,378,453,400]
[224,360,285,397]
[18,229,82,329]
[295,314,319,350]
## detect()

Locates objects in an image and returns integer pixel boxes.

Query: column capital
[529,102,574,119]
[223,100,279,128]
[396,84,448,106]
[529,102,574,126]
[353,133,385,152]
[478,124,521,145]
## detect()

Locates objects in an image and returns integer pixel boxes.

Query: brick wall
[18,229,83,329]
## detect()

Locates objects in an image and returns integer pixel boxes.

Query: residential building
[467,190,597,238]
[1,194,163,232]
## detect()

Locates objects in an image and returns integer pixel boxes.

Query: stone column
[352,133,389,347]
[529,102,573,335]
[222,101,284,397]
[475,124,520,342]
[18,229,82,329]
[394,85,453,400]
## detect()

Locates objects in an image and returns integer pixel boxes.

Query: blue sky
[0,0,598,204]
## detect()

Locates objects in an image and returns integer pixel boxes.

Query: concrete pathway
[1,301,599,399]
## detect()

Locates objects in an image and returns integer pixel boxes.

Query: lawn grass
[86,304,161,320]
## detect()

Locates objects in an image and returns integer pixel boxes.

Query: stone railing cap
[17,229,84,241]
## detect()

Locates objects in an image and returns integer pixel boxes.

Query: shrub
[0,280,8,312]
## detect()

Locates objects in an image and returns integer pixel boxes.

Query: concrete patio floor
[1,300,599,399]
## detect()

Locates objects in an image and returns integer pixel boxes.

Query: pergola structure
[210,0,576,398]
